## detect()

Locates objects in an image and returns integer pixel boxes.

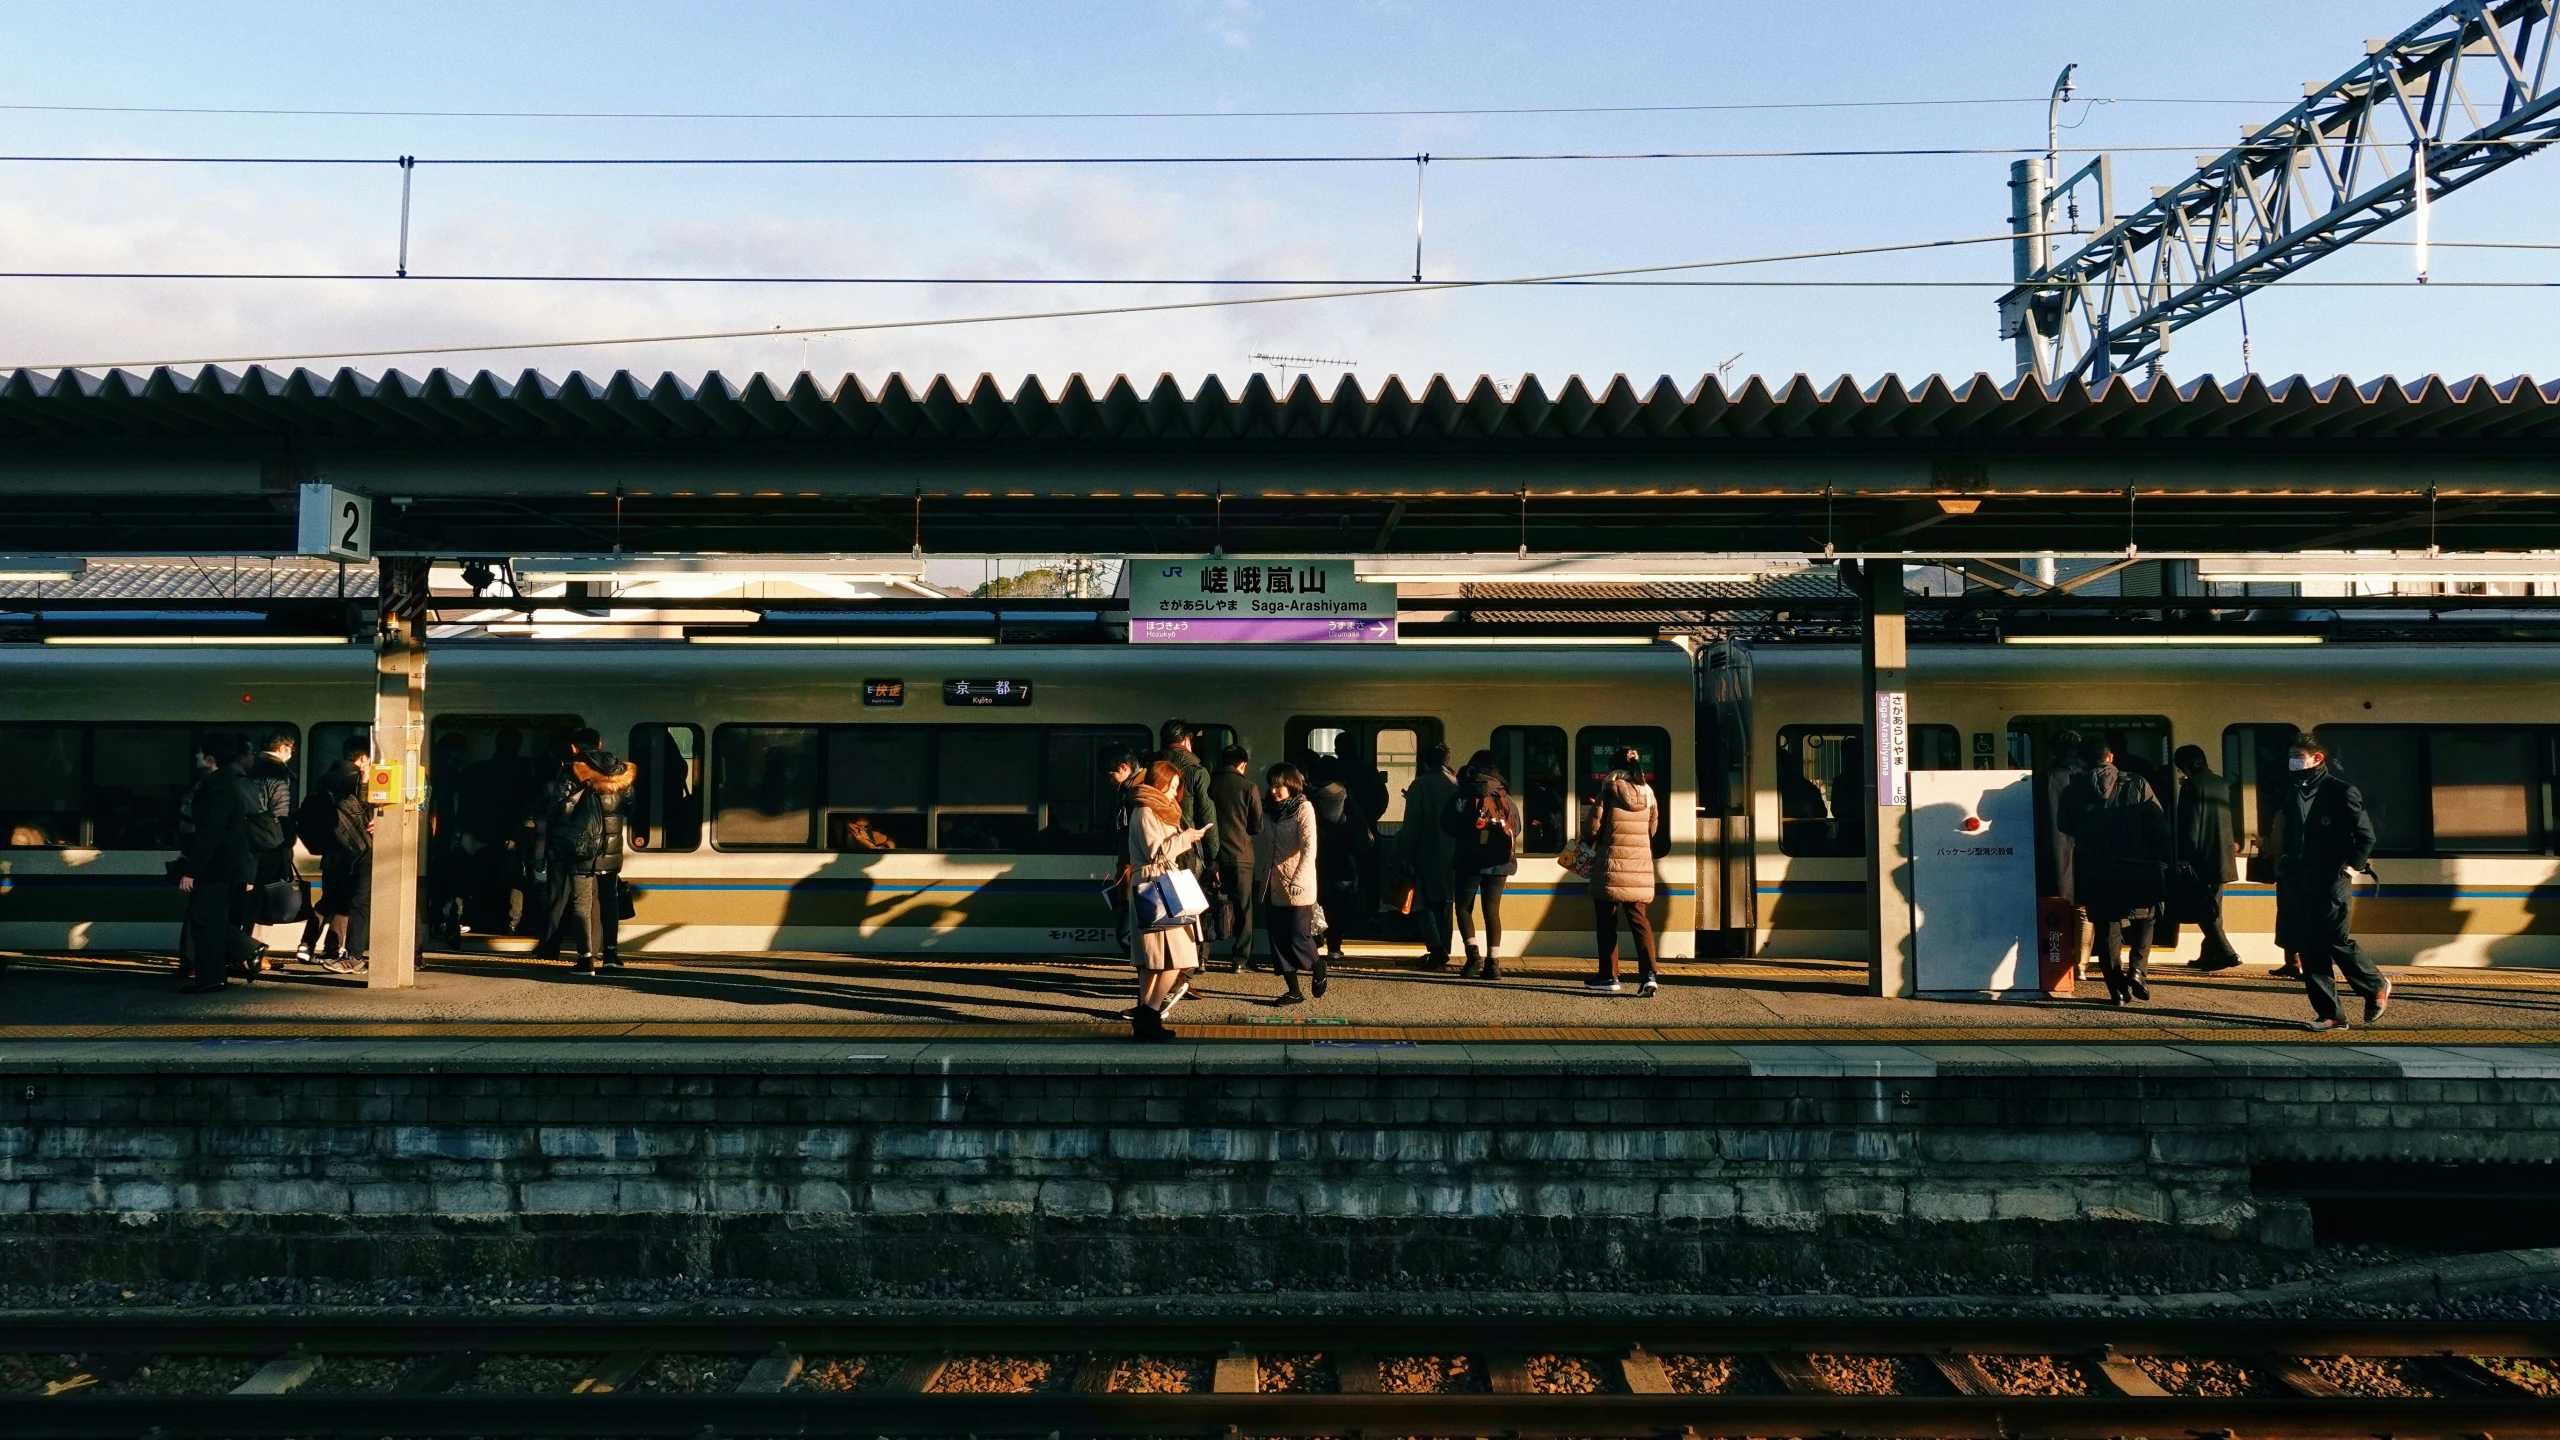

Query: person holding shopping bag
[1127,758,1212,1042]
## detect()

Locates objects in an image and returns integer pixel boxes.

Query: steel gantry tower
[2001,0,2560,384]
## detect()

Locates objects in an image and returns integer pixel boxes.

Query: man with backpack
[1398,742,1461,970]
[534,729,635,973]
[301,733,375,973]
[1447,749,1523,981]
[176,732,260,992]
[241,726,303,974]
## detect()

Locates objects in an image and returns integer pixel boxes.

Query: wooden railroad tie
[1760,1352,1833,1393]
[735,1345,802,1395]
[572,1349,654,1395]
[884,1354,950,1394]
[1619,1345,1674,1395]
[2091,1347,2169,1397]
[1330,1349,1381,1393]
[1927,1351,1998,1397]
[230,1351,323,1396]
[1210,1347,1260,1394]
[388,1351,477,1396]
[1070,1354,1119,1394]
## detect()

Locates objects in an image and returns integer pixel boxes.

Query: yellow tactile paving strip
[3,1021,2559,1045]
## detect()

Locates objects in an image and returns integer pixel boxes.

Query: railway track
[4,1314,2559,1437]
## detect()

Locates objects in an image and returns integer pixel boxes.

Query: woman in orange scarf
[1128,758,1212,1040]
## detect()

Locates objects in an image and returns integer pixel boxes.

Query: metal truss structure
[2001,0,2560,384]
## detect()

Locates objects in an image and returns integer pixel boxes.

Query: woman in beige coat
[1257,763,1324,1005]
[1583,745,1661,996]
[1128,759,1211,1041]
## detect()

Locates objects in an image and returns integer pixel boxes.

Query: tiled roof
[1,367,2554,442]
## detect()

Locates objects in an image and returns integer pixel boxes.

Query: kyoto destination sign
[1129,556,1396,644]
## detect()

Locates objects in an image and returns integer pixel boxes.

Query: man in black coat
[2170,745,2244,971]
[315,734,376,973]
[242,726,302,969]
[1207,744,1262,971]
[2060,737,2174,1005]
[2034,729,2089,904]
[2274,732,2387,1030]
[535,729,634,973]
[177,732,258,992]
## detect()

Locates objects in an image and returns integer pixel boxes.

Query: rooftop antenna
[1716,352,1744,388]
[1249,352,1359,391]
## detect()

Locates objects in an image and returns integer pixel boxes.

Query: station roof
[3,365,2559,443]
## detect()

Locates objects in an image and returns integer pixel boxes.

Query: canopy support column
[1856,559,1915,998]
[366,557,428,989]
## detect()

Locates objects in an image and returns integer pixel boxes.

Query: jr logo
[1160,564,1185,578]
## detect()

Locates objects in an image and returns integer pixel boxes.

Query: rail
[5,1313,2558,1437]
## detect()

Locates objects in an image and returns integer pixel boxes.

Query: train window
[0,725,85,847]
[935,729,1043,853]
[307,722,374,786]
[1912,724,1964,771]
[1041,727,1154,853]
[2430,729,2542,853]
[829,728,930,811]
[1775,725,1862,858]
[1575,726,1671,859]
[625,724,704,854]
[2313,727,2427,855]
[1186,724,1239,765]
[1284,716,1446,834]
[714,725,822,849]
[2229,723,2551,859]
[938,728,1041,807]
[1486,726,1568,854]
[88,725,203,850]
[1374,728,1422,828]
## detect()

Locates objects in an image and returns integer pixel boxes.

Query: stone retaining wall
[0,1044,2551,1293]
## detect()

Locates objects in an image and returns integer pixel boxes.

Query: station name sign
[1129,557,1396,644]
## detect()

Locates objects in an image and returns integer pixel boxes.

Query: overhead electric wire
[0,140,2516,166]
[0,96,2299,122]
[21,231,2551,373]
[1,232,2019,370]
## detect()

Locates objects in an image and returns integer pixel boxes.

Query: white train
[3,638,2551,967]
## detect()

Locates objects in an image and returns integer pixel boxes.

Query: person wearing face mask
[2273,733,2385,1031]
[2059,736,2174,1005]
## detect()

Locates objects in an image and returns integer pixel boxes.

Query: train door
[2006,713,2175,898]
[1285,715,1444,935]
[426,713,581,940]
[1697,641,1756,958]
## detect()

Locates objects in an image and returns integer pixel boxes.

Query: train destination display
[1129,556,1396,644]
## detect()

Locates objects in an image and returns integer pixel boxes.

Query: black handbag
[255,877,305,925]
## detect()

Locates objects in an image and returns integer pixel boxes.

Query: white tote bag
[1135,867,1210,930]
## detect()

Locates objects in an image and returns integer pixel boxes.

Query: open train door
[1696,641,1756,958]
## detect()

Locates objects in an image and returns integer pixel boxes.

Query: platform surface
[8,947,2560,1050]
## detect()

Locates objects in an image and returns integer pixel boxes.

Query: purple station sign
[1128,557,1397,644]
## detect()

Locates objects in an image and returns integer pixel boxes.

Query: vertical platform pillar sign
[367,557,430,988]
[1857,559,1915,998]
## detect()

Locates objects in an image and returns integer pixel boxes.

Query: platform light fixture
[2194,552,2560,584]
[0,556,84,583]
[687,634,996,646]
[2000,633,2324,646]
[41,635,350,646]
[1397,634,1662,647]
[1354,554,1799,585]
[516,555,929,584]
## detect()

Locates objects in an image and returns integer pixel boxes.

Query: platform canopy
[3,366,2559,555]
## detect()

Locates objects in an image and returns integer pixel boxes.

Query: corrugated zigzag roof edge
[1,367,2556,442]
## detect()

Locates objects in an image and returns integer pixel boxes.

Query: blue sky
[0,1,2543,389]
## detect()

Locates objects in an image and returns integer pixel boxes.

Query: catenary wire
[0,140,2527,166]
[0,96,2300,122]
[15,235,2549,372]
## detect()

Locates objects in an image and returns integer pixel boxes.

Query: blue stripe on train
[0,873,1694,898]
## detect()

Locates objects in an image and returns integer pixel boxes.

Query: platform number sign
[296,483,374,561]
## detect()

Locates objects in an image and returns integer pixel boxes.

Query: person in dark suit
[2170,745,2244,971]
[2273,732,2386,1031]
[176,732,258,992]
[2061,736,2174,1005]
